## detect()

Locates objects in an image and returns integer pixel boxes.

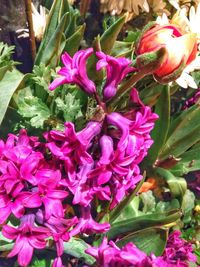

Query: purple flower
[2,215,50,267]
[153,231,197,267]
[44,215,78,261]
[0,193,25,224]
[183,88,200,109]
[106,112,131,152]
[86,237,150,267]
[52,257,65,267]
[88,135,142,208]
[96,51,135,100]
[49,48,96,95]
[70,206,110,236]
[186,172,200,198]
[45,121,102,171]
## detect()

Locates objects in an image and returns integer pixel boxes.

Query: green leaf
[159,103,200,160]
[55,91,83,122]
[140,190,156,214]
[63,238,95,265]
[155,168,187,200]
[29,256,50,267]
[116,227,168,256]
[35,0,63,64]
[146,85,170,164]
[108,209,182,240]
[0,69,24,125]
[171,147,200,176]
[182,190,195,224]
[17,94,51,128]
[0,42,16,69]
[155,199,180,213]
[65,24,86,56]
[140,84,163,106]
[112,196,142,223]
[36,13,69,67]
[111,41,134,58]
[100,14,126,55]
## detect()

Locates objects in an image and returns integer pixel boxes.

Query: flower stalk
[24,0,36,62]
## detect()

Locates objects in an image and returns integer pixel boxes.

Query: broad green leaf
[63,238,95,265]
[110,175,146,223]
[108,209,181,240]
[0,69,24,125]
[65,9,79,38]
[147,86,170,164]
[155,168,187,200]
[140,84,163,106]
[36,13,69,67]
[65,24,86,56]
[116,227,168,256]
[112,196,141,223]
[59,0,70,22]
[111,41,134,58]
[35,0,63,64]
[100,14,126,55]
[159,103,200,160]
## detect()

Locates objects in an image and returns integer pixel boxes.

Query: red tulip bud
[136,23,198,83]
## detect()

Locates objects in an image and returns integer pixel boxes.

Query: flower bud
[136,23,198,83]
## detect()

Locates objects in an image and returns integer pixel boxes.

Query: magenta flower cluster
[86,231,197,267]
[0,49,159,267]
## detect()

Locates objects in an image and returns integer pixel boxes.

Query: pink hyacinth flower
[96,51,135,100]
[49,48,96,95]
[2,215,50,267]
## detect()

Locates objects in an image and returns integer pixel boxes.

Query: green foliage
[17,88,51,129]
[108,209,182,240]
[0,42,16,70]
[116,227,168,256]
[159,103,200,160]
[145,85,170,165]
[55,90,83,122]
[155,168,187,201]
[181,190,196,224]
[29,256,51,267]
[0,69,24,126]
[35,0,84,67]
[63,238,95,265]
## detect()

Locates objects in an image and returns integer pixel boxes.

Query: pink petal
[18,241,34,267]
[49,77,67,91]
[28,236,46,249]
[2,225,18,240]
